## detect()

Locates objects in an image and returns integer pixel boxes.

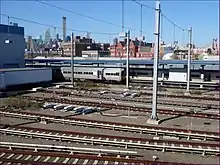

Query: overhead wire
[132,0,155,10]
[132,0,186,31]
[1,13,118,36]
[36,0,138,32]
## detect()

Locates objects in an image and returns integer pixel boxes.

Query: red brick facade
[110,40,154,59]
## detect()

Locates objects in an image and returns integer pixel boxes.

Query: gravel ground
[0,135,218,164]
[0,116,34,126]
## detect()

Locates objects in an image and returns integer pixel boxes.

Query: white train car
[61,66,125,83]
[61,67,104,81]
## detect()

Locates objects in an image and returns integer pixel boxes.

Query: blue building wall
[0,24,25,69]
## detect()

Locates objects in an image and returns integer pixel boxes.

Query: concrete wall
[0,24,25,69]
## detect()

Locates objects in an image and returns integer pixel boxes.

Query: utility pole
[71,32,74,87]
[148,0,160,124]
[187,27,192,92]
[126,30,130,89]
[139,5,143,48]
[0,0,1,24]
[122,0,124,32]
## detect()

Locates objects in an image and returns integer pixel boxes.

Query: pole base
[184,92,191,96]
[147,118,161,125]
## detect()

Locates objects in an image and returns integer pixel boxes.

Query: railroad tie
[43,156,51,162]
[72,158,79,164]
[104,161,108,165]
[34,155,41,161]
[53,157,60,163]
[6,154,14,159]
[82,159,89,165]
[62,158,70,164]
[0,153,6,158]
[15,154,23,160]
[24,155,32,160]
[92,160,99,165]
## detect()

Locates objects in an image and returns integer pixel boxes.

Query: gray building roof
[0,24,24,35]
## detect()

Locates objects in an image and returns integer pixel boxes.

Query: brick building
[110,39,159,59]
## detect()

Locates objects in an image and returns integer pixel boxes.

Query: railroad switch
[125,156,130,159]
[187,136,190,140]
[152,155,158,161]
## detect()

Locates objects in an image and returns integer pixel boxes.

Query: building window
[5,39,13,44]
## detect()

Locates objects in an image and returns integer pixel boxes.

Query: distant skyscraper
[56,33,59,40]
[63,16,66,42]
[44,28,51,44]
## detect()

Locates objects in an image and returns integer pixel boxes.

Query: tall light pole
[71,32,74,87]
[126,30,130,89]
[187,27,192,92]
[148,0,160,124]
[122,0,124,32]
[0,0,2,24]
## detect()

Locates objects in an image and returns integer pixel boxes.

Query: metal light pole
[71,32,74,87]
[187,27,192,92]
[0,0,1,24]
[126,30,130,89]
[150,0,161,121]
[122,0,124,32]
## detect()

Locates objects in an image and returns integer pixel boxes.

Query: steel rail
[42,89,219,109]
[22,96,220,120]
[1,126,219,156]
[0,147,192,164]
[0,142,137,156]
[56,85,219,101]
[1,110,219,141]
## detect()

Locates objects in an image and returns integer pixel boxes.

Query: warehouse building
[0,24,52,90]
[0,24,25,68]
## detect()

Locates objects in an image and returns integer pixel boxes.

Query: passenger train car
[61,67,125,83]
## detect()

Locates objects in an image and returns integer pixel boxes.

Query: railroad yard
[0,83,219,164]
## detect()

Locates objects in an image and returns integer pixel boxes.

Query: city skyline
[1,1,218,47]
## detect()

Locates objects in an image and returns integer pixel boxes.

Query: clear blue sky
[1,0,218,46]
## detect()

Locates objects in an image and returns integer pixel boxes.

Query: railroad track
[130,80,220,90]
[57,85,219,101]
[1,125,219,156]
[0,110,219,142]
[22,96,220,120]
[0,143,191,164]
[42,89,219,109]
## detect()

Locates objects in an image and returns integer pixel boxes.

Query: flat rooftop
[25,58,220,65]
[0,67,51,72]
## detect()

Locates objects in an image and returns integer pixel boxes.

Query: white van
[53,104,66,110]
[43,102,58,109]
[63,105,75,111]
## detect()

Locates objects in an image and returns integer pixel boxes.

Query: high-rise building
[44,28,51,44]
[62,17,66,42]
